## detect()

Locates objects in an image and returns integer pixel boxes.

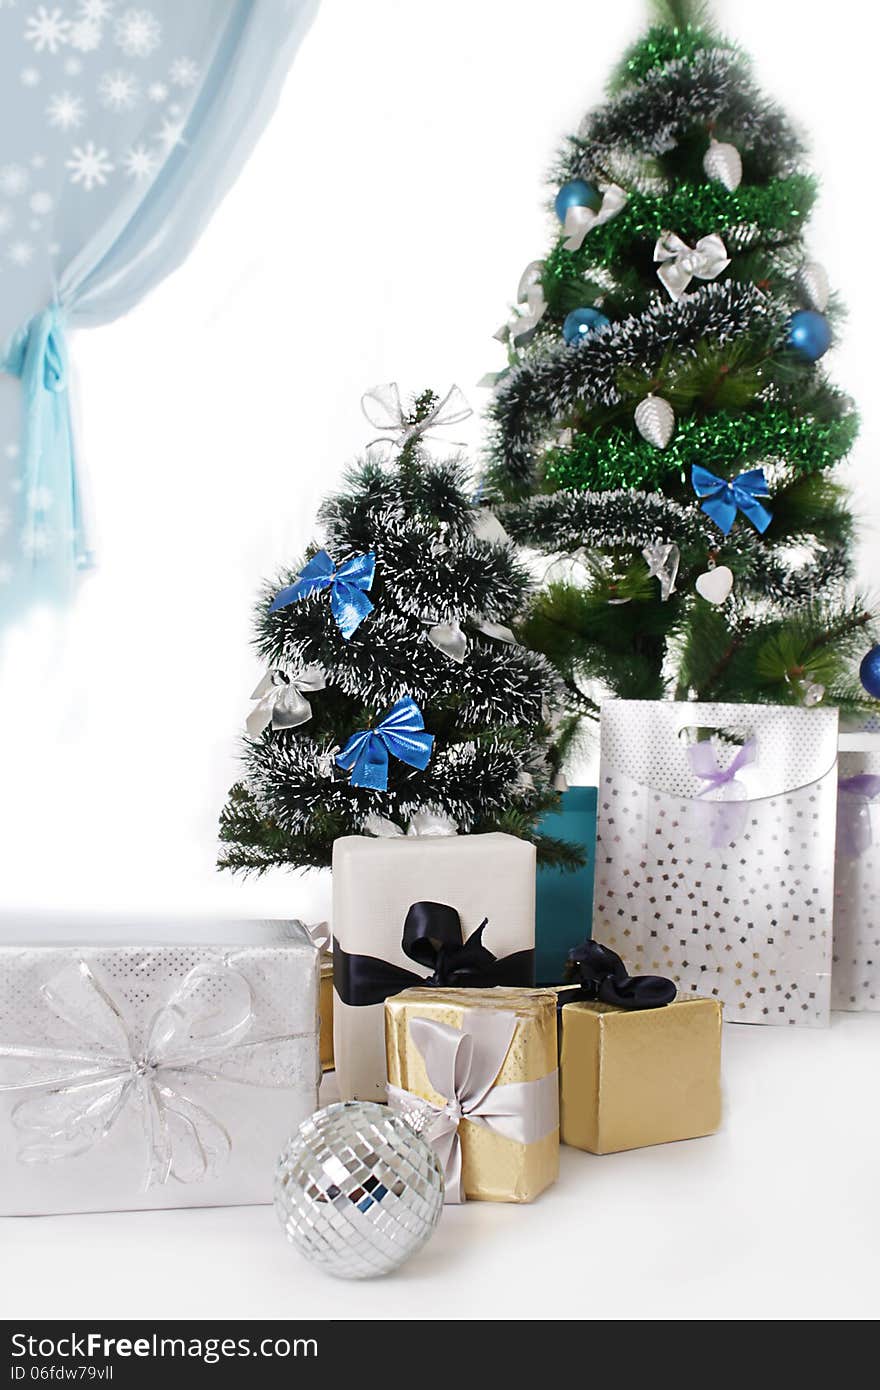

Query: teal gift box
[535,786,597,984]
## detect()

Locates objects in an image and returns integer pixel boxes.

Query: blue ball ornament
[860,647,880,699]
[787,309,832,361]
[562,306,611,345]
[554,179,601,223]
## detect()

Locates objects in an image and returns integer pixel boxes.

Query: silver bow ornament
[426,613,517,665]
[361,382,472,452]
[470,508,511,546]
[387,1010,558,1204]
[363,808,458,838]
[562,183,629,251]
[654,232,730,301]
[642,540,680,601]
[0,959,307,1189]
[247,666,326,736]
[495,261,548,349]
[294,920,331,953]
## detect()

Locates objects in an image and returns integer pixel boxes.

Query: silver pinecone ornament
[797,261,830,312]
[634,394,675,449]
[702,139,742,192]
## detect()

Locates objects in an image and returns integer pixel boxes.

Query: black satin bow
[332,900,535,1007]
[562,940,676,1011]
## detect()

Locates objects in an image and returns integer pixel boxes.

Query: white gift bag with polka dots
[593,701,839,1027]
[832,734,880,1011]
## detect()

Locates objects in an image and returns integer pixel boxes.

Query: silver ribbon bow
[0,960,306,1189]
[642,540,680,601]
[361,382,473,452]
[293,920,331,953]
[363,808,458,838]
[471,508,511,546]
[388,1010,558,1204]
[562,183,629,252]
[654,231,730,301]
[427,613,518,664]
[247,666,326,737]
[495,261,548,348]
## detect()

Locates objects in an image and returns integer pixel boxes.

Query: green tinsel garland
[543,175,817,286]
[542,407,858,493]
[610,24,731,91]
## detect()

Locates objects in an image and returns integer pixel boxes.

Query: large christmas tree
[219,389,579,873]
[486,0,874,722]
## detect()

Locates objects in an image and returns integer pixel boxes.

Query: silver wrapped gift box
[0,917,320,1216]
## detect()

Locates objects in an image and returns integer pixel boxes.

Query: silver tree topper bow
[562,183,629,252]
[654,232,730,301]
[361,382,472,452]
[0,959,306,1189]
[247,666,326,737]
[388,1010,558,1204]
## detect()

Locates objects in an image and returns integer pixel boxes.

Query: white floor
[2,1013,878,1322]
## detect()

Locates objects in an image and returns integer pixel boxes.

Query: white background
[1,0,879,1321]
[3,1020,879,1321]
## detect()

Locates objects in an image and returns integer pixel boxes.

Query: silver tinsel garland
[500,487,849,609]
[490,281,781,486]
[564,48,804,187]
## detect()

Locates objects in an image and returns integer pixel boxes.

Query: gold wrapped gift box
[320,959,334,1071]
[385,986,559,1203]
[559,996,722,1154]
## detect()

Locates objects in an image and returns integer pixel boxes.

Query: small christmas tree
[219,388,579,873]
[485,0,874,721]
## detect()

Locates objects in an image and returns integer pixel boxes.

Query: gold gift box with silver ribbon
[385,986,559,1204]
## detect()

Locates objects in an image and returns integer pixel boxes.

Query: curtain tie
[1,304,90,577]
[4,306,68,395]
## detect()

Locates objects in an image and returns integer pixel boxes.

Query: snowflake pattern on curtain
[0,0,320,625]
[0,2,214,589]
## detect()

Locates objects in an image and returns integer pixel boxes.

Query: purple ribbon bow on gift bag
[837,774,880,858]
[688,737,757,848]
[269,550,375,640]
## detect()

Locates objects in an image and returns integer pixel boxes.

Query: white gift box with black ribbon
[331,833,536,1102]
[833,732,880,1010]
[593,701,839,1026]
[0,917,320,1215]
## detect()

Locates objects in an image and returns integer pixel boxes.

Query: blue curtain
[0,0,318,630]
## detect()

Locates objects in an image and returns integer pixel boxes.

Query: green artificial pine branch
[650,0,711,30]
[610,15,723,93]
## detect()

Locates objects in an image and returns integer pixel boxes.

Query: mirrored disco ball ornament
[274,1102,444,1279]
